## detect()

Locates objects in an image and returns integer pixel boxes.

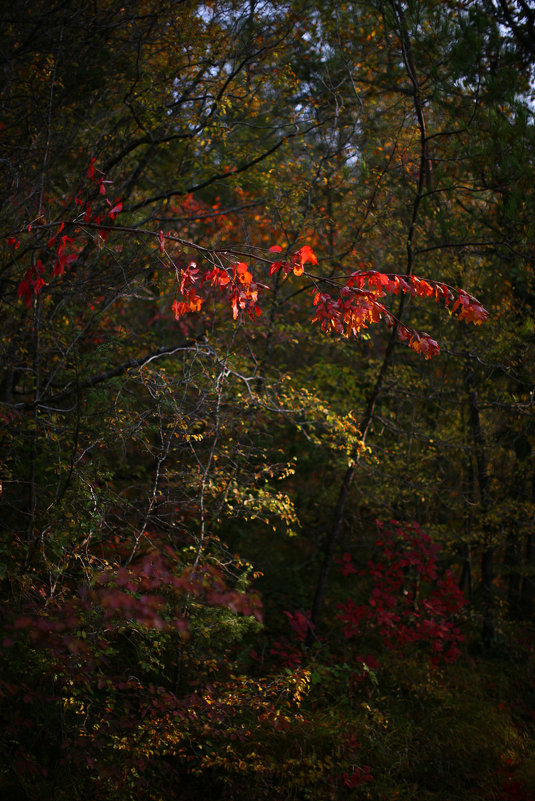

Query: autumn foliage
[9,156,488,361]
[1,0,535,799]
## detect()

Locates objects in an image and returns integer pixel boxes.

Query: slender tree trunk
[459,410,475,600]
[307,327,400,642]
[307,0,429,643]
[459,544,473,600]
[520,531,535,618]
[520,472,535,618]
[465,367,494,645]
[505,524,522,618]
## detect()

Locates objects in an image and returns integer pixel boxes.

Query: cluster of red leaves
[312,270,488,358]
[344,764,374,788]
[15,228,82,307]
[336,521,465,664]
[268,243,318,277]
[350,653,381,686]
[165,239,487,358]
[171,259,203,316]
[1,541,265,798]
[9,158,488,358]
[269,609,312,668]
[16,259,46,307]
[48,223,79,277]
[498,757,534,801]
[9,159,123,307]
[169,256,262,321]
[168,243,320,323]
[3,548,262,661]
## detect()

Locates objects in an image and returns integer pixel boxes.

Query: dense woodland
[1,0,535,798]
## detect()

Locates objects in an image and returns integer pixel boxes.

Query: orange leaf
[188,293,203,312]
[299,245,317,265]
[293,245,317,276]
[238,270,253,285]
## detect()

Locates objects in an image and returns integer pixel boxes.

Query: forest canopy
[1,1,535,799]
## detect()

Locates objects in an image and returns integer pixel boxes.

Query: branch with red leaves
[165,237,488,359]
[7,159,488,358]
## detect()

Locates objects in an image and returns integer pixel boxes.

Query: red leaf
[269,261,284,276]
[108,199,123,219]
[17,279,32,305]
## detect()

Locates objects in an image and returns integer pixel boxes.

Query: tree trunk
[465,367,494,645]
